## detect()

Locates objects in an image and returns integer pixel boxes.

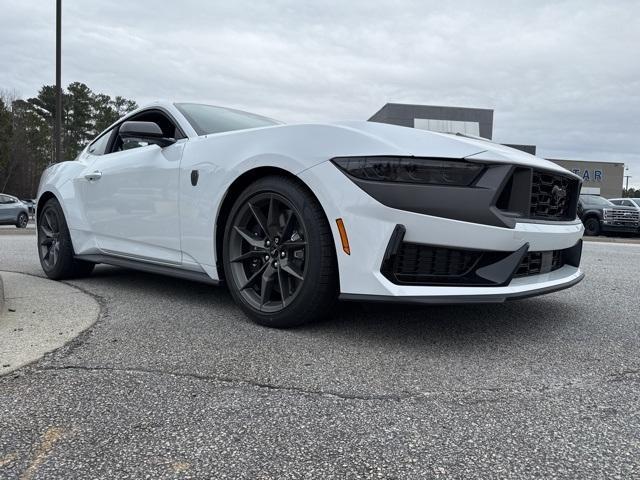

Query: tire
[15,212,28,228]
[222,175,338,327]
[37,198,95,279]
[583,217,601,236]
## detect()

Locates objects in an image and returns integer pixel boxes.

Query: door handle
[85,171,102,181]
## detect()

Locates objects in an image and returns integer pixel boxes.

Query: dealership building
[369,103,625,198]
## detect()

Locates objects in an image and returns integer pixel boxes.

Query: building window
[414,118,480,136]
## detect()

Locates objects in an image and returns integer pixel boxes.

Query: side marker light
[335,218,351,255]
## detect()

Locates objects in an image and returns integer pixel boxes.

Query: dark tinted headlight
[332,156,483,186]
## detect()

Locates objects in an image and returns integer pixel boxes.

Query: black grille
[384,242,570,286]
[530,170,578,220]
[514,250,563,278]
[391,243,482,283]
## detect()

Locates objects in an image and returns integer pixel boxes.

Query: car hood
[331,121,578,178]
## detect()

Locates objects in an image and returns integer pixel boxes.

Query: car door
[0,195,18,222]
[0,195,11,222]
[78,112,185,265]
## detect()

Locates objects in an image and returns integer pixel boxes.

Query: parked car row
[578,195,640,236]
[0,194,30,228]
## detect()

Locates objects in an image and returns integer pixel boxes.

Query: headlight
[603,208,611,218]
[331,156,484,186]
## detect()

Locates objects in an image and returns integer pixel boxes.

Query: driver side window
[87,129,114,156]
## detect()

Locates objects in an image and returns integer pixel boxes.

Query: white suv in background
[609,198,640,211]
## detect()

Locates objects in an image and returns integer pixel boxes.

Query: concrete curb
[0,271,100,375]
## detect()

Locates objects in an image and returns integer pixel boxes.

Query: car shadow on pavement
[85,264,580,352]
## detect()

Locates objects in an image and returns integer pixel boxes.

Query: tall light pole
[55,0,62,163]
[624,165,631,195]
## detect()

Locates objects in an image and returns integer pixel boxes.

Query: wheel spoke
[40,224,53,238]
[50,243,58,266]
[40,237,54,246]
[282,241,307,248]
[240,262,268,290]
[234,226,265,249]
[260,264,276,307]
[45,210,57,233]
[248,202,270,240]
[42,211,52,231]
[276,267,287,306]
[281,261,304,281]
[230,250,265,263]
[266,195,277,235]
[279,211,295,240]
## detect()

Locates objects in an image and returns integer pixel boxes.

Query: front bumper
[299,161,585,301]
[341,268,585,304]
[600,221,640,234]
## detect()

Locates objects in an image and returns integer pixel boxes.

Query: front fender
[37,160,100,255]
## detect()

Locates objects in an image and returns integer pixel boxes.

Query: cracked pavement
[1,234,639,479]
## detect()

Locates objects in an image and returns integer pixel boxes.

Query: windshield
[175,103,280,136]
[580,195,614,207]
[631,198,640,207]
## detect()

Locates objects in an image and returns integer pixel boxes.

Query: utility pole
[624,175,631,192]
[55,0,62,163]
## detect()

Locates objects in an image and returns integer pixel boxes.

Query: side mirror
[119,121,176,148]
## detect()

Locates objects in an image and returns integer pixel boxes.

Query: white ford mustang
[37,101,584,327]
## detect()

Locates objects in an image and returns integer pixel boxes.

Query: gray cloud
[1,0,638,186]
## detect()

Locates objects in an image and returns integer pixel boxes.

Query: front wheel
[37,198,95,279]
[222,176,338,327]
[16,212,28,228]
[583,217,601,236]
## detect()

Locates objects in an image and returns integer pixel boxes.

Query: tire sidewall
[222,176,333,327]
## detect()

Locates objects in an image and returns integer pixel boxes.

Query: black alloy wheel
[583,217,600,236]
[228,192,308,312]
[223,176,337,327]
[16,212,28,228]
[37,198,95,279]
[39,208,61,269]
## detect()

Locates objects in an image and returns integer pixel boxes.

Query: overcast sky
[1,0,639,186]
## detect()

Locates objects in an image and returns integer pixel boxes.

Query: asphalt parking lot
[0,233,639,479]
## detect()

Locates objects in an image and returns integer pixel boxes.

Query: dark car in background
[578,194,640,236]
[0,194,30,228]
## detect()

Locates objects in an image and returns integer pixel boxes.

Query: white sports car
[37,101,584,327]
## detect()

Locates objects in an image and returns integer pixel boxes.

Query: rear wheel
[222,176,338,327]
[583,217,601,236]
[16,212,28,228]
[38,198,95,279]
